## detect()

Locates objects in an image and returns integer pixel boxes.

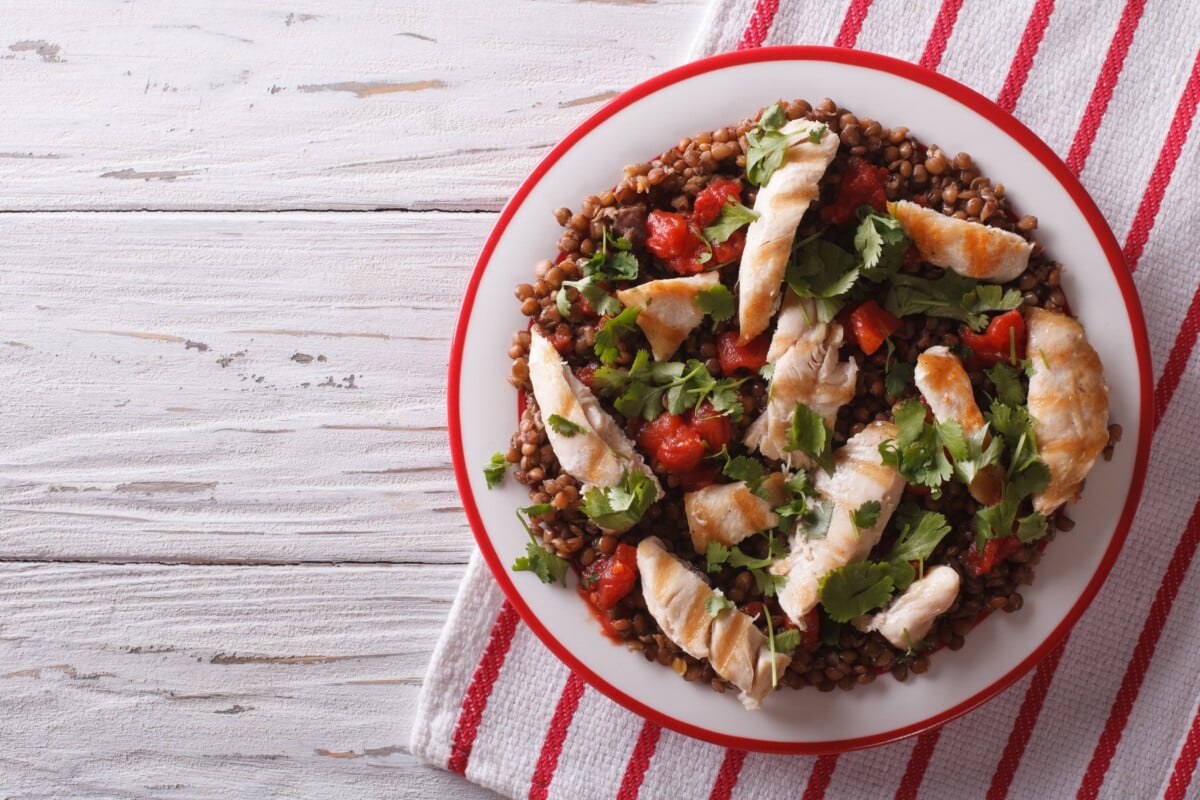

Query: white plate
[448,47,1151,753]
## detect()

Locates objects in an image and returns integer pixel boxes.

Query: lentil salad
[484,98,1118,706]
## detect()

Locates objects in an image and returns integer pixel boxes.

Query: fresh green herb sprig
[593,306,641,365]
[744,103,828,186]
[582,229,638,282]
[512,508,569,585]
[593,350,745,422]
[785,402,835,474]
[483,452,509,489]
[884,272,1022,332]
[556,275,623,318]
[579,468,657,533]
[695,284,736,324]
[546,414,587,437]
[701,200,759,250]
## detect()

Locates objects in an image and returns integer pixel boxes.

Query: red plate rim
[446,45,1153,754]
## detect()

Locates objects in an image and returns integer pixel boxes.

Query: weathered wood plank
[0,560,499,799]
[1,211,494,564]
[0,0,706,211]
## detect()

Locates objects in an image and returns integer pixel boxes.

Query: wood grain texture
[0,561,498,799]
[0,0,705,212]
[2,211,488,565]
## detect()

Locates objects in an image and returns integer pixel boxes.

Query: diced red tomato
[848,299,902,356]
[960,309,1027,368]
[717,330,770,374]
[821,157,890,225]
[799,609,821,650]
[712,227,747,265]
[646,210,700,260]
[691,178,744,227]
[673,463,720,490]
[573,365,597,389]
[688,401,733,452]
[549,326,573,354]
[580,543,639,612]
[741,601,764,619]
[637,413,706,472]
[964,535,1023,577]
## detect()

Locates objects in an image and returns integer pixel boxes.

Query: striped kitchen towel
[412,1,1200,797]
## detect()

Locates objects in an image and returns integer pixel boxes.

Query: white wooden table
[0,2,706,796]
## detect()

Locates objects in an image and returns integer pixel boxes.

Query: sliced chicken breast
[637,536,789,710]
[890,200,1032,283]
[744,294,857,469]
[1025,308,1109,515]
[527,330,662,499]
[855,565,961,649]
[684,473,788,554]
[738,120,840,343]
[616,272,720,361]
[915,345,985,434]
[772,421,906,628]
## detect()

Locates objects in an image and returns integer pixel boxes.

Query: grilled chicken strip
[744,293,857,469]
[772,421,906,628]
[890,200,1032,283]
[855,565,961,649]
[684,473,788,554]
[1024,308,1109,515]
[527,330,662,501]
[738,120,840,343]
[616,272,720,362]
[637,536,789,710]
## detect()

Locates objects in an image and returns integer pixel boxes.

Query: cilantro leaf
[818,562,897,623]
[951,424,1005,486]
[483,452,509,489]
[884,272,1022,331]
[557,276,623,318]
[759,361,775,382]
[1016,511,1048,543]
[744,107,826,187]
[519,502,554,517]
[885,359,915,398]
[758,103,788,131]
[986,362,1026,406]
[702,200,759,244]
[879,400,961,496]
[583,228,639,282]
[512,509,569,586]
[888,559,917,592]
[887,503,952,565]
[770,628,802,654]
[705,541,731,573]
[596,352,744,422]
[797,497,835,540]
[854,209,910,276]
[807,124,828,144]
[974,461,1051,547]
[694,284,736,323]
[546,414,587,437]
[721,455,767,491]
[786,402,834,474]
[579,469,657,532]
[594,306,641,365]
[705,595,736,618]
[785,239,860,323]
[851,500,882,533]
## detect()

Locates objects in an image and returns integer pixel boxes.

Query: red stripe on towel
[833,0,875,48]
[1155,285,1200,429]
[1123,52,1200,272]
[447,602,521,776]
[616,721,662,800]
[528,672,586,800]
[1076,494,1200,799]
[996,0,1056,112]
[985,640,1068,800]
[1064,0,1148,174]
[895,730,941,800]
[708,749,747,800]
[918,0,965,71]
[801,755,839,800]
[1165,702,1200,800]
[737,0,781,50]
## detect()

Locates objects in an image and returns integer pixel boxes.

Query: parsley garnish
[694,284,736,324]
[886,503,952,584]
[878,399,962,496]
[884,272,1022,332]
[986,361,1026,406]
[744,104,827,186]
[854,208,910,277]
[885,360,915,398]
[579,468,657,533]
[785,402,835,474]
[702,199,759,244]
[705,595,736,618]
[583,228,639,282]
[594,306,641,365]
[818,562,897,623]
[705,532,789,598]
[557,275,624,318]
[797,497,835,540]
[711,449,768,492]
[974,461,1051,549]
[770,627,801,654]
[483,452,509,489]
[593,350,744,422]
[519,502,555,517]
[784,239,861,323]
[952,424,1005,486]
[850,500,882,537]
[512,509,569,586]
[547,414,587,437]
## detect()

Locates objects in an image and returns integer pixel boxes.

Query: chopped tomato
[799,609,821,650]
[637,413,706,472]
[549,326,573,354]
[573,364,597,389]
[960,309,1026,368]
[717,330,770,374]
[580,543,639,611]
[673,463,720,490]
[665,252,709,276]
[646,210,700,260]
[964,535,1023,577]
[692,178,744,227]
[848,299,901,356]
[712,228,747,265]
[741,601,764,619]
[821,157,889,225]
[688,401,733,451]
